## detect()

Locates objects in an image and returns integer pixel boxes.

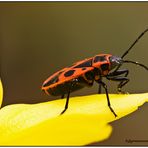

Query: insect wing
[42,58,94,89]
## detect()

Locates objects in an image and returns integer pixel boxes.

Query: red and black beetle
[42,29,148,117]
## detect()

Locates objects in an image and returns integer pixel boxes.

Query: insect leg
[96,80,117,117]
[118,79,129,93]
[60,81,76,115]
[108,77,129,93]
[60,90,70,115]
[107,69,129,93]
[108,69,129,77]
[98,83,102,94]
[98,77,102,94]
[61,94,65,99]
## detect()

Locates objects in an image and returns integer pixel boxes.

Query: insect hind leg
[60,80,77,115]
[60,91,70,115]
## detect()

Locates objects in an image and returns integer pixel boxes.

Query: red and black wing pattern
[42,57,94,89]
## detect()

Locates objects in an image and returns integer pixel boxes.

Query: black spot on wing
[82,67,86,70]
[43,76,59,87]
[74,59,92,68]
[64,70,75,77]
[101,63,109,71]
[85,71,94,80]
[94,56,106,63]
[43,71,63,87]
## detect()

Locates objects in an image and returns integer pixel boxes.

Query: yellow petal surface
[0,92,147,146]
[0,79,3,107]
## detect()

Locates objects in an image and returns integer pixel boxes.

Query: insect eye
[109,56,123,70]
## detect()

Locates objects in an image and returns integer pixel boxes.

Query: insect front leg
[96,80,117,117]
[107,69,129,93]
[108,69,129,77]
[109,77,129,93]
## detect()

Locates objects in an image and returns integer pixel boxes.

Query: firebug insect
[42,28,148,117]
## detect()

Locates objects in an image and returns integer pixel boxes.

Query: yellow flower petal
[0,93,147,145]
[0,114,112,146]
[0,79,3,107]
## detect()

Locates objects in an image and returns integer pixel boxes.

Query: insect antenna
[115,28,148,71]
[123,60,148,71]
[121,28,148,59]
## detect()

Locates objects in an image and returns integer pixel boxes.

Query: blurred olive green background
[1,2,148,146]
